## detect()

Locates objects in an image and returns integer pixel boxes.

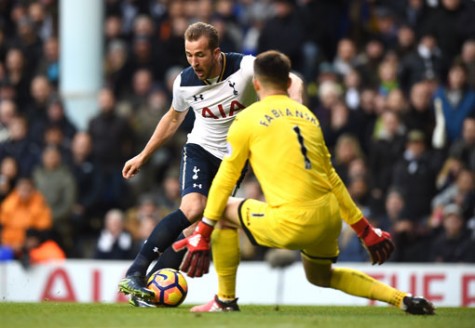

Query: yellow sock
[330,267,407,307]
[211,228,240,301]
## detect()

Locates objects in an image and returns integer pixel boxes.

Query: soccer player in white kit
[118,22,303,306]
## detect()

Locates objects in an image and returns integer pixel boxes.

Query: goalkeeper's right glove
[172,220,214,278]
[351,217,395,265]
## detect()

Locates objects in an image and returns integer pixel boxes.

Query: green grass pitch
[0,302,473,328]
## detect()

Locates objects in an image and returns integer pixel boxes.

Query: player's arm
[321,141,395,265]
[288,72,304,104]
[122,106,188,179]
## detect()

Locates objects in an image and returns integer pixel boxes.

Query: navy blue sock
[126,210,190,276]
[146,233,187,279]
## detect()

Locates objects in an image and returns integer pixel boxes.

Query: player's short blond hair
[184,22,219,50]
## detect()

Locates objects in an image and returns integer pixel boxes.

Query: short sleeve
[171,73,188,112]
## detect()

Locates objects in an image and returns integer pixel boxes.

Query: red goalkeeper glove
[351,217,395,265]
[172,220,214,278]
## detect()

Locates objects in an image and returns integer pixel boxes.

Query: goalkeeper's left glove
[172,220,214,278]
[351,217,395,265]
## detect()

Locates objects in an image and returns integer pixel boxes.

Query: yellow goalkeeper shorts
[238,192,342,263]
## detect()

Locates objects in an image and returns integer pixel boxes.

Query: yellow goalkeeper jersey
[204,94,362,225]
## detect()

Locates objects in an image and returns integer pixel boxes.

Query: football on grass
[146,268,188,306]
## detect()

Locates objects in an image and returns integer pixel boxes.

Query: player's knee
[305,272,331,288]
[303,260,332,288]
[179,193,207,221]
[180,206,204,222]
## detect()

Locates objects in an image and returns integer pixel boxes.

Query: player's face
[185,36,221,80]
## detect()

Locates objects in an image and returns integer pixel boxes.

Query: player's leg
[301,194,434,315]
[190,197,243,312]
[119,144,211,300]
[118,194,202,299]
[302,257,434,314]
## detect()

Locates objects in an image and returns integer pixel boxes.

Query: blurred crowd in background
[0,0,475,267]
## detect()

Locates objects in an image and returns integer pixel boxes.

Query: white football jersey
[172,53,257,159]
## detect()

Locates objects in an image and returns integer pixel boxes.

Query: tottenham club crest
[228,81,238,96]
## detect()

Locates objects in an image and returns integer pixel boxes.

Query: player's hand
[351,217,395,265]
[172,220,214,278]
[122,155,144,179]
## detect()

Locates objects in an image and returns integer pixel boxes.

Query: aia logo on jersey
[201,100,245,119]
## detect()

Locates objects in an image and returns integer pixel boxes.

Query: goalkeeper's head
[253,50,291,95]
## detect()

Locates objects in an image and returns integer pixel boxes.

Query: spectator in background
[94,208,134,260]
[435,156,465,192]
[104,39,132,99]
[391,130,439,226]
[0,156,19,202]
[126,87,174,197]
[20,228,65,269]
[368,110,406,211]
[449,117,475,172]
[403,81,435,141]
[377,60,399,96]
[333,38,358,78]
[433,62,475,145]
[11,16,43,74]
[394,25,416,59]
[343,69,362,111]
[257,0,305,72]
[118,68,154,117]
[27,1,54,42]
[371,6,399,50]
[355,39,385,89]
[0,115,40,176]
[0,177,52,255]
[386,88,409,117]
[33,145,76,255]
[353,88,379,154]
[35,37,60,87]
[0,99,17,143]
[332,134,365,185]
[124,194,162,243]
[430,204,475,263]
[30,97,77,149]
[386,188,430,262]
[104,14,126,49]
[68,132,103,257]
[24,75,53,123]
[152,7,189,81]
[377,188,407,233]
[459,39,475,90]
[399,33,445,94]
[4,47,32,109]
[322,101,360,150]
[421,0,475,66]
[88,87,135,211]
[401,0,428,31]
[430,168,475,226]
[312,80,342,129]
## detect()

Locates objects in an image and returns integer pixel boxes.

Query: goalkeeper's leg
[190,226,241,312]
[303,258,434,314]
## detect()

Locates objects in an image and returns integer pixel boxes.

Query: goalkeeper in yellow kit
[173,50,435,315]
